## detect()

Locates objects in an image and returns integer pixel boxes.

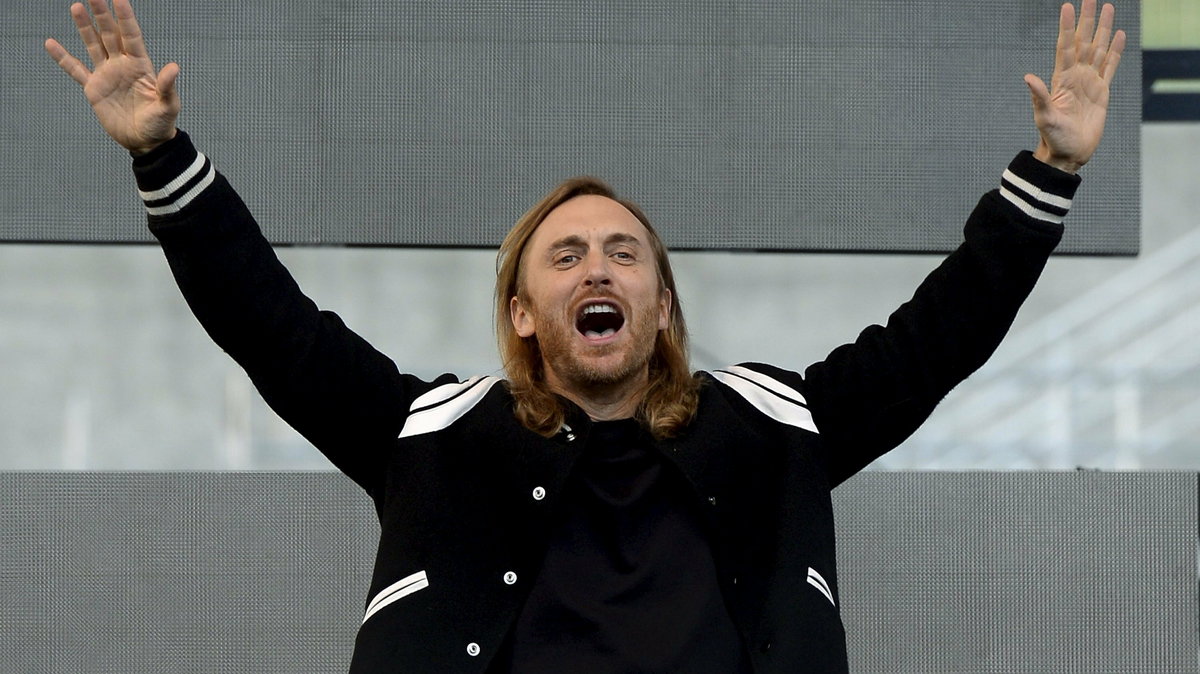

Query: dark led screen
[8,1,1139,252]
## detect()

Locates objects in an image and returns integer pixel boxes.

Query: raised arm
[46,0,180,155]
[45,1,430,492]
[801,1,1125,485]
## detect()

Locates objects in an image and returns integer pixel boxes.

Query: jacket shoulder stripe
[717,364,808,406]
[409,375,489,414]
[362,570,429,625]
[712,368,819,434]
[807,567,836,608]
[399,376,502,439]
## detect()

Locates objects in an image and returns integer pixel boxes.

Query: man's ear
[510,296,536,338]
[658,288,671,331]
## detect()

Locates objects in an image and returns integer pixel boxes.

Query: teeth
[583,304,618,315]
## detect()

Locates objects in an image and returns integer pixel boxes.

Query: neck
[546,370,649,422]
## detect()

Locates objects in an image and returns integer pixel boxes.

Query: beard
[533,298,660,391]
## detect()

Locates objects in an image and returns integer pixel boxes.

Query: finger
[70,2,107,67]
[159,63,183,117]
[1100,29,1126,84]
[1075,0,1097,54]
[112,0,148,59]
[157,62,180,98]
[1057,3,1076,73]
[45,38,93,87]
[88,0,124,59]
[1089,3,1115,67]
[1024,73,1051,114]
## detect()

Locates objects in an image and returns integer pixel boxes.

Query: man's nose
[582,255,612,287]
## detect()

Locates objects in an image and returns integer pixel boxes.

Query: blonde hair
[495,177,700,439]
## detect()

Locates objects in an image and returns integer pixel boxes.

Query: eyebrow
[545,232,645,252]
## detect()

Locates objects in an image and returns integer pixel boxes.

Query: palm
[84,53,173,149]
[1037,65,1109,164]
[46,0,180,154]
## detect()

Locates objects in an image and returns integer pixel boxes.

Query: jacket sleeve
[801,151,1081,486]
[133,131,430,493]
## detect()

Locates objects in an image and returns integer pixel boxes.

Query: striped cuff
[131,131,217,216]
[998,150,1082,226]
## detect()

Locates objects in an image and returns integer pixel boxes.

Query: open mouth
[575,301,625,339]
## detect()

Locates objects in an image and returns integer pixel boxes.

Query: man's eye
[613,251,634,261]
[556,254,579,265]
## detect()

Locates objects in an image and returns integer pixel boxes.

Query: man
[47,0,1125,671]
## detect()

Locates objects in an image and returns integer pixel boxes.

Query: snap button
[760,641,772,653]
[707,496,717,506]
[566,433,576,442]
[532,486,546,501]
[503,571,518,585]
[467,642,481,657]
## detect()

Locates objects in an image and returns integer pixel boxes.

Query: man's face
[510,194,671,393]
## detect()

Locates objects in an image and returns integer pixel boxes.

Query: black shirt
[499,418,751,673]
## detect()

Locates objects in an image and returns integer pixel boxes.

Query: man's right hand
[45,0,180,155]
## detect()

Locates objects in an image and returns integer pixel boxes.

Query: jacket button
[503,571,518,585]
[566,433,576,442]
[532,486,546,501]
[467,642,481,657]
[707,496,717,506]
[760,641,772,653]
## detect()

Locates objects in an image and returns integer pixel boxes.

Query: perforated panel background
[1,472,1194,672]
[0,473,375,673]
[834,472,1199,673]
[10,0,1139,252]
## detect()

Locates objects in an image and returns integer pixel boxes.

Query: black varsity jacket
[134,131,1077,673]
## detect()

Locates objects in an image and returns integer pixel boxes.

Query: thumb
[157,62,180,99]
[1024,73,1050,114]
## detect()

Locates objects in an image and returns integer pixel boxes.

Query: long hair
[495,177,700,439]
